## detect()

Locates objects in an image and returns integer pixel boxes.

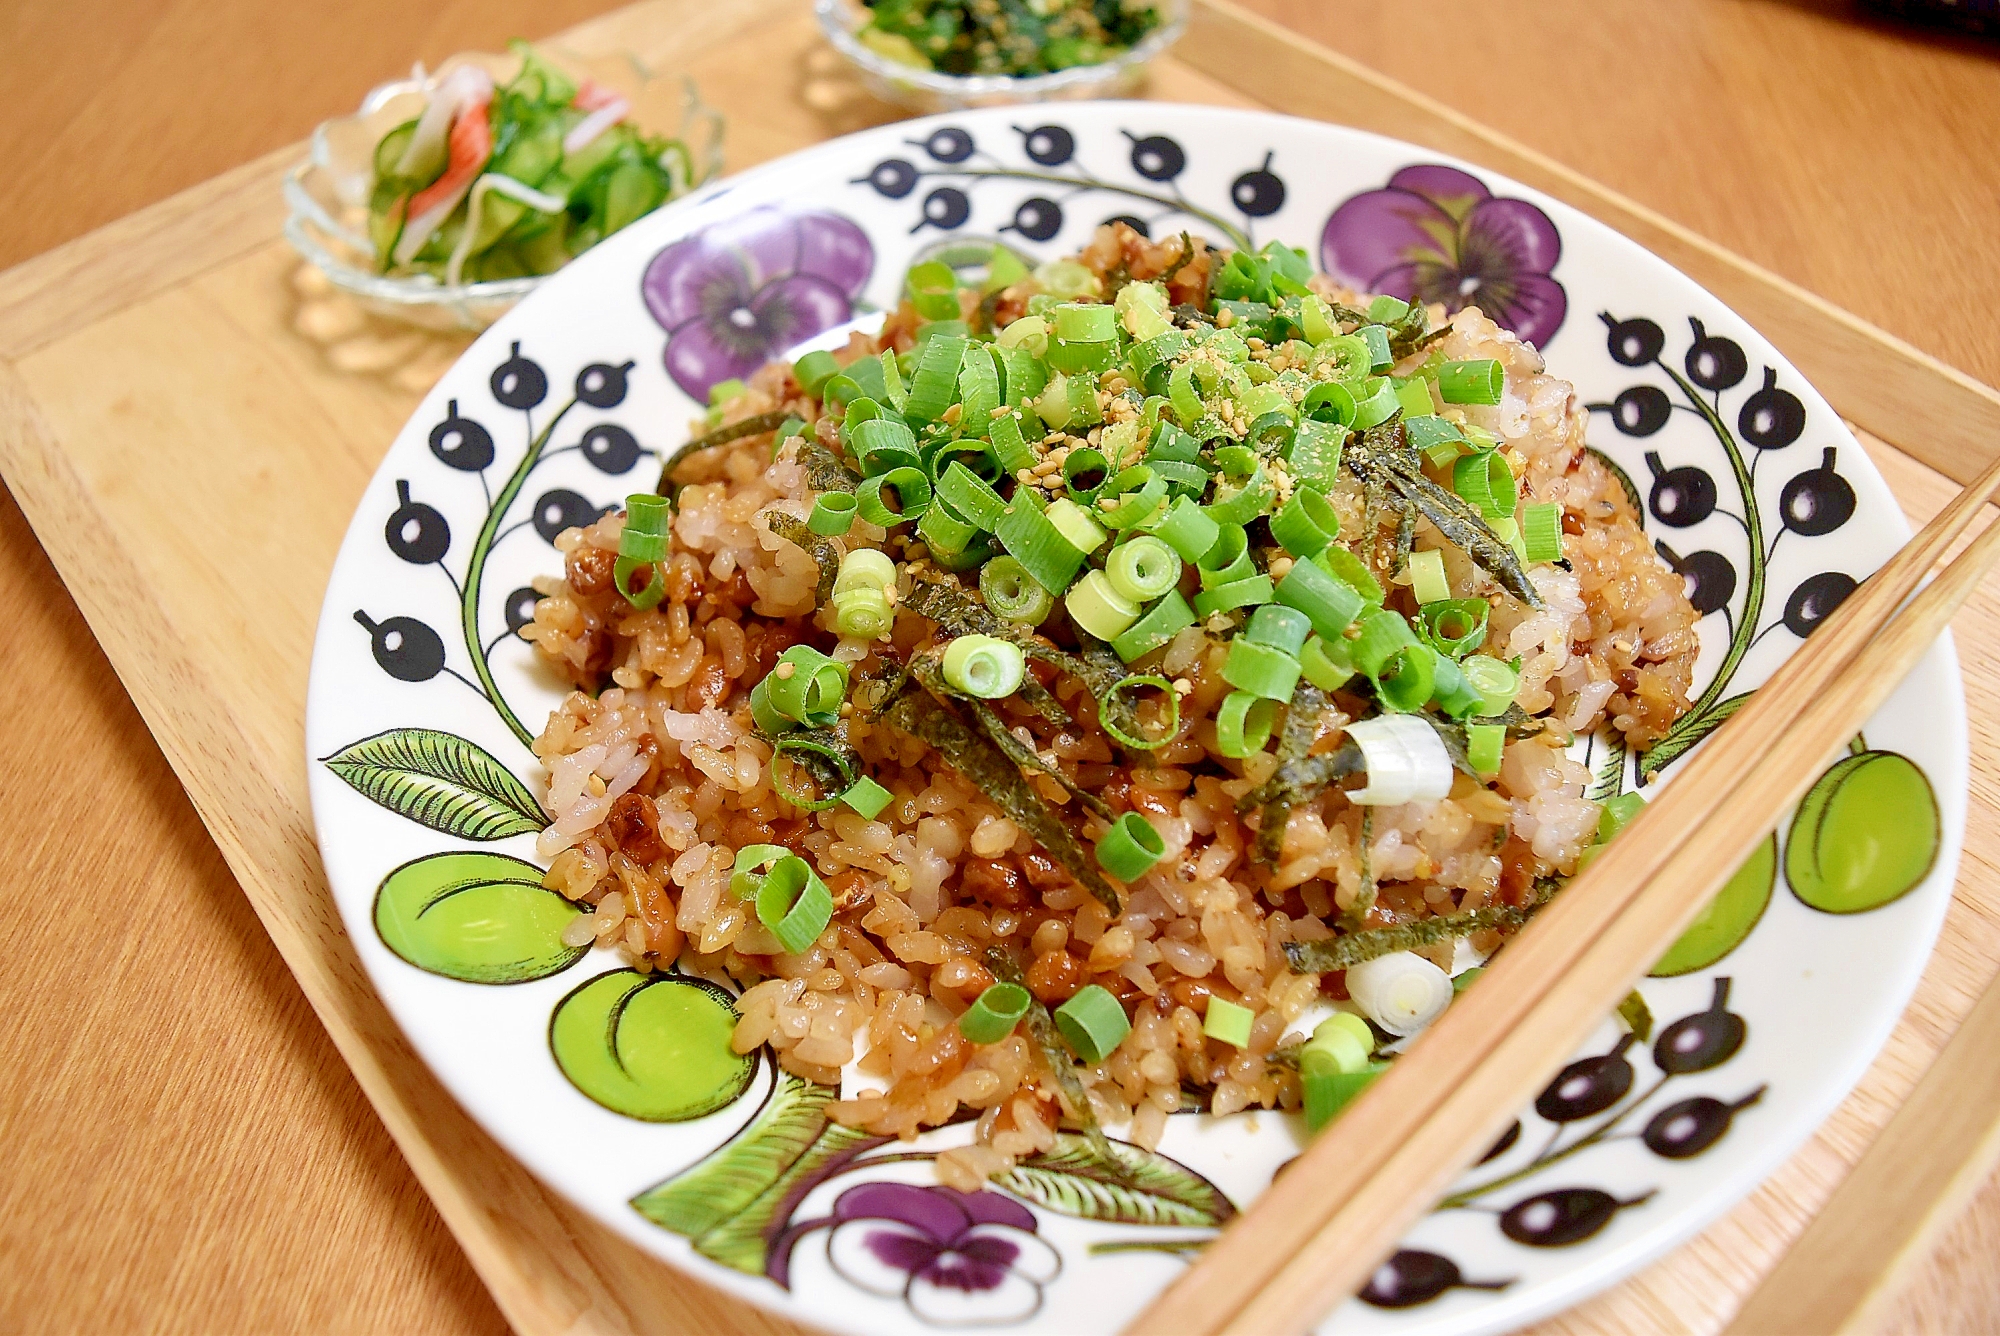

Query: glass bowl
[284,48,724,332]
[813,0,1187,113]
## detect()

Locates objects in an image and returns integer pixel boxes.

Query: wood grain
[1,2,1998,1333]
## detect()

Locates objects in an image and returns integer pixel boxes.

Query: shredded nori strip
[1348,807,1378,927]
[655,410,792,492]
[1284,879,1560,973]
[1237,741,1365,816]
[764,511,840,605]
[801,439,860,494]
[1344,420,1543,608]
[984,946,1115,1162]
[1252,684,1335,864]
[882,686,1119,912]
[909,656,1114,820]
[902,574,1102,732]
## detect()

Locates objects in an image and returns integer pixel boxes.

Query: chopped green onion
[833,587,893,640]
[917,498,978,556]
[1101,469,1170,530]
[1052,301,1117,343]
[879,350,906,411]
[1453,449,1517,520]
[1066,375,1102,427]
[1429,652,1485,718]
[1357,324,1393,371]
[819,373,865,415]
[706,378,746,408]
[1095,811,1166,882]
[1299,381,1357,426]
[613,493,671,608]
[1168,362,1204,426]
[1276,556,1365,639]
[809,492,857,535]
[1466,722,1505,776]
[1065,569,1141,640]
[958,982,1033,1044]
[748,678,787,735]
[1106,535,1183,603]
[1287,418,1348,493]
[756,856,834,955]
[997,314,1048,354]
[1349,378,1401,430]
[1368,294,1410,323]
[1373,645,1436,713]
[983,244,1028,294]
[1405,415,1466,469]
[1111,590,1197,663]
[1303,1065,1385,1131]
[1394,377,1436,419]
[1246,603,1313,656]
[1439,358,1504,405]
[906,260,963,321]
[1223,638,1303,701]
[1419,599,1489,658]
[1128,328,1185,376]
[1316,544,1384,605]
[762,646,848,727]
[980,556,1055,625]
[771,414,808,461]
[1407,548,1450,605]
[1154,497,1222,563]
[856,467,932,527]
[1047,337,1117,376]
[1352,609,1420,677]
[1099,673,1179,750]
[1489,514,1528,564]
[1100,420,1142,471]
[1192,575,1274,617]
[729,843,789,899]
[1598,792,1647,842]
[1203,997,1254,1048]
[1244,410,1296,457]
[840,775,893,819]
[1147,419,1201,463]
[989,409,1036,474]
[1523,502,1565,563]
[1302,1012,1374,1074]
[1149,458,1211,497]
[1197,524,1254,589]
[1062,447,1110,504]
[1300,634,1356,691]
[1054,984,1131,1064]
[1213,444,1257,478]
[957,343,1001,427]
[941,634,1025,700]
[1300,296,1340,345]
[793,349,840,397]
[834,547,895,596]
[850,416,921,475]
[843,395,882,434]
[1313,333,1372,382]
[995,503,1087,595]
[906,334,967,421]
[1460,654,1520,716]
[1042,497,1107,559]
[936,462,1007,530]
[1214,690,1278,758]
[1269,487,1341,559]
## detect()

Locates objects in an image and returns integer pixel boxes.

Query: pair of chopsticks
[1125,451,2000,1336]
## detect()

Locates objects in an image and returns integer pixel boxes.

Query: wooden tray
[3,2,1997,1331]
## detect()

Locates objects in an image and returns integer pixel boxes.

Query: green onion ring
[1099,673,1179,751]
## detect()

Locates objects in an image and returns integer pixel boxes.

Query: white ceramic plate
[305,103,1965,1335]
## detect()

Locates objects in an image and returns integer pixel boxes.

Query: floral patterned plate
[304,103,1965,1335]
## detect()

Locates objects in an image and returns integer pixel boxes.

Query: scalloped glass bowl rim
[282,55,724,329]
[814,0,1189,109]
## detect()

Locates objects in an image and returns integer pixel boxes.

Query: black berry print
[1604,315,1665,367]
[1779,447,1856,537]
[1010,197,1063,241]
[581,423,643,474]
[1123,132,1185,181]
[1535,1033,1637,1123]
[1784,571,1858,637]
[491,341,548,410]
[1642,1089,1764,1159]
[429,399,495,471]
[1738,368,1804,450]
[1684,318,1747,392]
[1611,385,1671,436]
[532,488,598,543]
[385,480,450,564]
[1018,124,1074,166]
[921,127,975,162]
[1500,1187,1651,1247]
[1231,152,1285,216]
[353,611,445,683]
[862,158,919,198]
[1653,978,1745,1074]
[575,360,635,408]
[1645,452,1718,527]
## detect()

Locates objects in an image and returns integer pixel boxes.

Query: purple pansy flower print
[816,1183,1060,1326]
[1321,165,1567,347]
[640,206,874,402]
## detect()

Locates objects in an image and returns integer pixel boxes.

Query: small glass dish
[284,48,723,332]
[813,0,1187,113]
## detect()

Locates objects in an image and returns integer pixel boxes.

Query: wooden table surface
[1,2,1996,1332]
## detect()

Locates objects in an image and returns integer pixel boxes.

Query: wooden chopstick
[1125,453,2000,1336]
